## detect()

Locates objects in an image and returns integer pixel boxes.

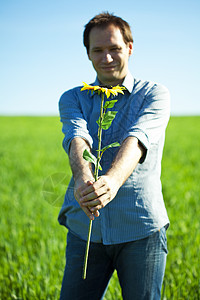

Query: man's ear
[87,50,91,61]
[128,42,133,56]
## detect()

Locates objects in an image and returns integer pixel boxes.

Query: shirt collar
[93,71,134,94]
[122,71,134,93]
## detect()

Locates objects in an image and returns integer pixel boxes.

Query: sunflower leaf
[96,111,118,130]
[83,149,102,170]
[103,100,118,110]
[101,142,120,154]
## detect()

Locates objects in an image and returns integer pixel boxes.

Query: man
[58,12,170,300]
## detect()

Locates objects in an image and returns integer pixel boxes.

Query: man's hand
[74,179,100,220]
[79,175,120,217]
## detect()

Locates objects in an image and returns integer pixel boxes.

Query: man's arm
[79,136,144,216]
[69,137,99,220]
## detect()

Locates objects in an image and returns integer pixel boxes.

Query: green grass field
[0,116,200,299]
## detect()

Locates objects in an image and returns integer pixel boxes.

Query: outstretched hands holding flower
[80,82,125,279]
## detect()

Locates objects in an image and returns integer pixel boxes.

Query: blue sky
[0,0,200,115]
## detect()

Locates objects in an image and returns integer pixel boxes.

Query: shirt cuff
[63,131,93,155]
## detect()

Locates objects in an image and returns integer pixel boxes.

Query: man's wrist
[105,170,123,189]
[74,172,94,186]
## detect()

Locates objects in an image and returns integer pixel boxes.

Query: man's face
[88,24,133,86]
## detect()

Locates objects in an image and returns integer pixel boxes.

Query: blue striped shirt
[58,72,170,245]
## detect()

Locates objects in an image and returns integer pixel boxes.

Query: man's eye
[111,47,121,51]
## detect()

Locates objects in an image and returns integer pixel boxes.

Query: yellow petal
[81,82,92,91]
[105,89,111,98]
[94,86,101,91]
[112,86,125,94]
[110,90,118,96]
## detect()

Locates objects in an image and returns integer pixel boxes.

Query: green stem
[82,219,92,280]
[95,93,104,180]
[82,92,104,280]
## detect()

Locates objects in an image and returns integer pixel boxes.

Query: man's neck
[98,77,125,87]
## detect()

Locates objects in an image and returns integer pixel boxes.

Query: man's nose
[102,52,113,63]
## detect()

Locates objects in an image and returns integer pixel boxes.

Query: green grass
[161,116,200,299]
[0,116,200,299]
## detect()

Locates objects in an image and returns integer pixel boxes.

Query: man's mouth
[101,65,117,71]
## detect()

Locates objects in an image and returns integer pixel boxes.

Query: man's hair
[83,12,133,54]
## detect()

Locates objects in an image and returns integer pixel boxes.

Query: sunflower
[81,82,125,98]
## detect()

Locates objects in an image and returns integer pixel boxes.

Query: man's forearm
[69,137,94,184]
[69,137,98,219]
[106,136,144,188]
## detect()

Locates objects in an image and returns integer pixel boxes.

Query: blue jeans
[60,227,168,300]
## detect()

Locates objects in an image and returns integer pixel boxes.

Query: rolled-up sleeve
[59,88,93,155]
[124,83,170,152]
